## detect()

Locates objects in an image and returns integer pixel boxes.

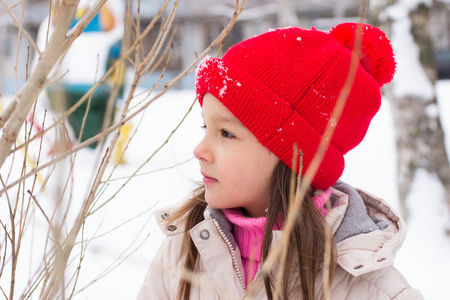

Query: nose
[193,135,212,163]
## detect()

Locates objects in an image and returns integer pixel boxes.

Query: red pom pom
[329,23,396,87]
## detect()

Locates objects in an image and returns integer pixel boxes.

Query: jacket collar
[328,181,406,276]
[155,180,406,277]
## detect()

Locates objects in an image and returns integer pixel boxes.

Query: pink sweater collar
[222,189,331,260]
[222,208,275,287]
[221,189,331,287]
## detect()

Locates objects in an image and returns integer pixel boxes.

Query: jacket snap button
[354,265,364,270]
[167,225,177,232]
[161,213,170,220]
[200,230,210,240]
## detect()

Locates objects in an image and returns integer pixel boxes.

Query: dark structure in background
[431,1,450,79]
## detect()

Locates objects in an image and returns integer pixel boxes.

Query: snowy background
[1,82,450,300]
[1,0,450,297]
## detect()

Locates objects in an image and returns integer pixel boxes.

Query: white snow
[4,79,449,298]
[436,80,450,158]
[395,168,450,300]
[425,103,439,118]
[399,0,432,11]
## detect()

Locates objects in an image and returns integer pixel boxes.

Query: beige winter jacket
[137,181,423,299]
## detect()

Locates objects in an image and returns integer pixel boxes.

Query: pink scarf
[222,189,331,288]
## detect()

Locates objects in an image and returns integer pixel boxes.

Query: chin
[204,197,226,210]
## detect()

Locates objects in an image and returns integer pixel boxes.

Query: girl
[138,23,423,299]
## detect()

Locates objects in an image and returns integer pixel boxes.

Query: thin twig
[27,190,52,227]
[0,0,40,55]
[0,0,26,17]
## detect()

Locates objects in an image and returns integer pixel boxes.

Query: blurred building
[1,0,449,94]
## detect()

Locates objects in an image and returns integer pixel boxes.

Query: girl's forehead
[201,95,243,124]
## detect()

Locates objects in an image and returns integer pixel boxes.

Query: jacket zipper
[212,218,246,292]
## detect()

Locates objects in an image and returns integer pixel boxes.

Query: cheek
[247,152,278,191]
[216,154,255,194]
[220,161,248,188]
[220,153,274,192]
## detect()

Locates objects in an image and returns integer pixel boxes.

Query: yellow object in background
[113,123,132,164]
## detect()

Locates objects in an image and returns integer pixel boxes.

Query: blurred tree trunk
[371,1,450,220]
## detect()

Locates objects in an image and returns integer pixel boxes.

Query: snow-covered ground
[0,81,450,299]
[1,82,450,299]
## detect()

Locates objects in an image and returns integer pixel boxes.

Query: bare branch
[0,0,246,297]
[0,0,112,169]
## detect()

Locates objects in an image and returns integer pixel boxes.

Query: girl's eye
[200,125,235,138]
[220,129,235,139]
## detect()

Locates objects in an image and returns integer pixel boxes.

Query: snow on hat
[195,23,396,190]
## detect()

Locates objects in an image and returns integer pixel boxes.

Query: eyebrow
[201,113,245,128]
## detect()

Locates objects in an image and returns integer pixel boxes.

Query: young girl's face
[194,93,279,217]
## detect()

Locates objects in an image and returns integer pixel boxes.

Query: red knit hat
[195,23,396,190]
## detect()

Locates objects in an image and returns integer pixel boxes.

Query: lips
[201,171,218,184]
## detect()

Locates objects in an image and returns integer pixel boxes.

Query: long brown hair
[170,161,336,299]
